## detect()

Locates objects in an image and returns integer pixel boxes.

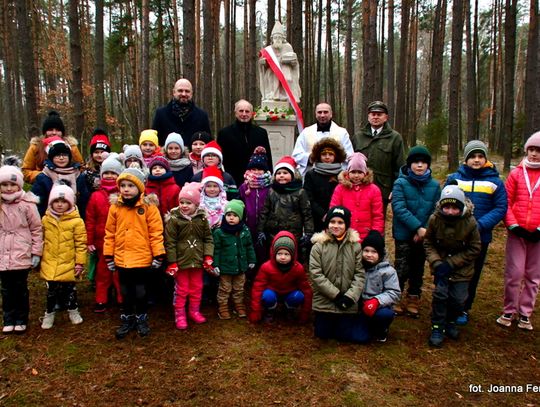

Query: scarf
[272,179,303,194]
[243,170,272,195]
[168,157,191,172]
[523,158,540,170]
[313,162,342,176]
[100,178,119,195]
[120,194,140,207]
[189,152,204,174]
[48,206,75,219]
[220,218,245,234]
[1,189,24,203]
[407,167,432,184]
[171,99,194,121]
[148,171,174,182]
[276,261,293,272]
[42,162,80,194]
[200,190,228,227]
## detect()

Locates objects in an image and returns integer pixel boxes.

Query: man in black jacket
[152,79,211,147]
[217,99,273,186]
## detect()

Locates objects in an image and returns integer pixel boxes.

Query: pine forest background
[0,0,539,171]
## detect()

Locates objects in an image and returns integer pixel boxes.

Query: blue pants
[431,279,469,325]
[359,306,395,338]
[261,289,304,310]
[314,312,370,343]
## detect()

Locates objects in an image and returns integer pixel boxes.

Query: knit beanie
[247,146,270,171]
[439,185,465,213]
[46,138,72,161]
[100,152,124,176]
[42,110,65,135]
[90,129,111,153]
[273,155,297,176]
[524,131,540,152]
[0,165,24,189]
[164,132,185,152]
[117,167,146,193]
[347,152,368,173]
[122,144,144,164]
[325,206,351,229]
[273,234,296,257]
[179,182,202,206]
[407,145,432,167]
[191,131,213,145]
[139,129,159,147]
[463,140,488,161]
[149,156,171,172]
[225,199,245,219]
[202,165,224,188]
[48,183,75,209]
[201,141,223,163]
[362,230,385,260]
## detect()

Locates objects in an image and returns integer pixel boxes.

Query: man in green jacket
[352,101,405,215]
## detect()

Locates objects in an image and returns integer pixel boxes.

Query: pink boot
[188,306,206,324]
[175,308,188,330]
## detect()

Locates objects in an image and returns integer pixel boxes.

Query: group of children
[1,124,540,348]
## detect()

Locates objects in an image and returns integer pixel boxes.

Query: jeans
[431,278,469,325]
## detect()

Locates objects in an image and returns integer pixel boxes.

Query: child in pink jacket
[497,132,540,331]
[0,164,43,334]
[330,152,384,241]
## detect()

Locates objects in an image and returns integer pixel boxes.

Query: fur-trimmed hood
[434,196,475,219]
[309,137,347,164]
[164,206,207,224]
[337,168,374,188]
[311,227,360,245]
[109,192,159,207]
[30,135,78,147]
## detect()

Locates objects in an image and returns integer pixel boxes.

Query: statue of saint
[258,22,301,104]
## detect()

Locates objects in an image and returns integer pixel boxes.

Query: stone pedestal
[254,116,297,165]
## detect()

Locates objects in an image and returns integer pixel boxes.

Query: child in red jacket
[85,153,124,313]
[145,156,180,219]
[249,231,312,323]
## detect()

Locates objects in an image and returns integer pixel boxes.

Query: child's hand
[334,294,355,310]
[414,227,426,242]
[74,264,84,277]
[256,232,266,246]
[203,256,214,272]
[362,298,379,317]
[87,245,96,253]
[209,267,220,276]
[165,263,178,276]
[31,255,41,269]
[151,257,163,269]
[105,257,116,272]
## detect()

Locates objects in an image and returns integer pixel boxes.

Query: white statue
[258,22,301,104]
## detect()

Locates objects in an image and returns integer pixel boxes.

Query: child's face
[348,170,365,184]
[275,169,292,184]
[44,128,62,137]
[191,141,206,156]
[179,198,197,215]
[52,153,70,168]
[204,181,221,197]
[465,153,487,169]
[102,171,119,181]
[167,143,182,160]
[92,149,106,163]
[328,217,346,237]
[51,198,70,213]
[275,248,292,265]
[151,165,166,176]
[225,212,240,225]
[119,180,139,200]
[441,203,461,217]
[0,181,20,194]
[125,157,141,168]
[527,146,540,162]
[410,161,428,176]
[250,168,265,175]
[140,141,157,156]
[203,153,220,167]
[320,151,336,164]
[362,246,379,264]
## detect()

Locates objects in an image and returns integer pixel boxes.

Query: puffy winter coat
[40,208,87,282]
[303,168,340,232]
[239,183,270,238]
[423,200,482,282]
[145,173,181,218]
[392,165,441,241]
[0,192,43,271]
[446,162,507,243]
[361,261,401,307]
[250,231,312,321]
[329,171,384,240]
[164,208,214,269]
[309,228,365,314]
[103,194,165,268]
[212,223,256,275]
[504,162,540,231]
[85,189,114,251]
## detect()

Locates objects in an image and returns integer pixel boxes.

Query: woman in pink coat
[497,132,540,331]
[330,152,384,241]
[0,165,43,334]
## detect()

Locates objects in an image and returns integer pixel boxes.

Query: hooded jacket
[212,222,256,275]
[504,161,540,231]
[250,232,313,321]
[145,173,181,218]
[85,188,116,251]
[361,261,401,307]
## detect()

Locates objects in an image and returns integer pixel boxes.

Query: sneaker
[428,325,445,347]
[68,309,83,325]
[496,313,513,327]
[94,303,107,313]
[445,322,459,340]
[456,312,469,326]
[41,311,55,329]
[2,325,15,334]
[14,324,27,334]
[518,315,533,331]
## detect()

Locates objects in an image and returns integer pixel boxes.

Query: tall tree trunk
[171,0,181,79]
[406,2,418,146]
[243,0,249,98]
[183,0,196,81]
[448,0,465,171]
[231,2,237,103]
[326,0,336,110]
[386,0,395,118]
[361,0,378,114]
[344,0,354,134]
[316,0,323,102]
[524,0,540,140]
[202,0,214,124]
[140,0,150,130]
[378,0,385,100]
[223,0,231,117]
[213,0,223,133]
[394,0,410,136]
[248,0,257,103]
[267,0,276,44]
[465,0,478,142]
[502,0,517,170]
[69,0,85,141]
[15,0,39,137]
[94,0,106,128]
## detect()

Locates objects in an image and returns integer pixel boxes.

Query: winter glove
[203,256,214,273]
[434,261,452,284]
[165,263,179,277]
[74,264,84,278]
[105,257,116,272]
[256,232,266,247]
[334,294,355,310]
[209,267,221,277]
[362,298,380,318]
[151,257,163,269]
[299,233,313,248]
[511,226,532,240]
[31,255,41,269]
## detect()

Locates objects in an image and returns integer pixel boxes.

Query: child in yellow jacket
[40,183,87,329]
